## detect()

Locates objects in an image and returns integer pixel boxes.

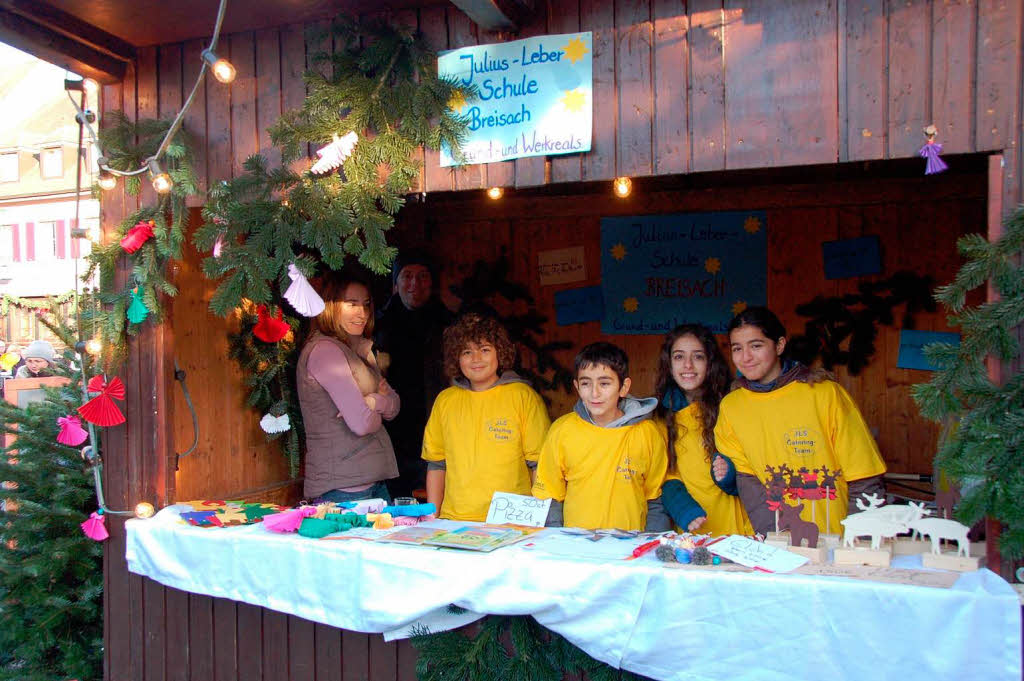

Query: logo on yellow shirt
[486,418,516,442]
[783,427,821,458]
[616,455,639,482]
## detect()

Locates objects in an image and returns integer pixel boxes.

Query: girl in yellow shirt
[655,324,753,536]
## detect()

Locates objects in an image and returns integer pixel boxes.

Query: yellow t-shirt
[714,380,886,534]
[532,412,668,531]
[422,381,551,521]
[661,404,753,536]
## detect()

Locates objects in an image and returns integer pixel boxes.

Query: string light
[134,502,156,519]
[149,159,173,194]
[486,186,503,200]
[613,176,632,198]
[97,164,117,191]
[201,48,236,84]
[85,338,103,356]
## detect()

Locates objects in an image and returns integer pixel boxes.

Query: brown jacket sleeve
[737,473,773,535]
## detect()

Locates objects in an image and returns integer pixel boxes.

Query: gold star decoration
[561,88,587,113]
[731,300,748,316]
[705,257,721,274]
[562,37,590,64]
[623,297,639,313]
[743,216,762,234]
[610,243,627,261]
[447,90,468,112]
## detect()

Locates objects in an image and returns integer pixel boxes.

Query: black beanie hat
[391,248,437,286]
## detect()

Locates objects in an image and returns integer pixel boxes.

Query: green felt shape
[243,505,280,521]
[298,518,339,538]
[126,288,149,324]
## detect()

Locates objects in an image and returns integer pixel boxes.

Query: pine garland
[0,291,77,317]
[0,318,102,681]
[912,207,1024,558]
[83,111,197,365]
[411,615,642,681]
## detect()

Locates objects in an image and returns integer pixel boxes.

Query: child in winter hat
[15,340,56,378]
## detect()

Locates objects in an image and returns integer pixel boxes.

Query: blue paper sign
[601,212,768,335]
[822,236,882,280]
[438,32,592,166]
[554,286,604,325]
[897,330,960,371]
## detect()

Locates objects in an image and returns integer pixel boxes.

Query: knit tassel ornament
[126,287,149,324]
[57,415,89,446]
[252,305,290,343]
[81,511,109,541]
[310,131,358,175]
[120,219,155,253]
[260,412,290,434]
[78,375,126,427]
[919,125,948,175]
[284,263,325,317]
[262,506,316,533]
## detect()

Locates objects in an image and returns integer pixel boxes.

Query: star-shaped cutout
[705,257,721,274]
[561,88,587,113]
[623,297,639,313]
[731,300,747,316]
[743,216,762,234]
[563,37,590,64]
[610,243,627,261]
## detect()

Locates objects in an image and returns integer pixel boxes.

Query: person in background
[654,324,753,536]
[422,313,550,521]
[375,250,453,498]
[296,271,400,504]
[15,340,56,378]
[714,306,886,536]
[1,343,23,376]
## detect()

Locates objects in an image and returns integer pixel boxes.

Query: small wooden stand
[921,551,984,572]
[818,533,841,549]
[834,540,892,567]
[764,531,790,549]
[787,544,829,564]
[893,538,932,555]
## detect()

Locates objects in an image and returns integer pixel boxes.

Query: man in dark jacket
[375,250,453,498]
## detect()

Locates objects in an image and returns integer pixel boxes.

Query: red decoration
[57,415,89,446]
[252,305,290,343]
[81,511,109,541]
[120,219,155,254]
[77,375,126,427]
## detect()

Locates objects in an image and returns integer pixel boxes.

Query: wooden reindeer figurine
[778,502,819,549]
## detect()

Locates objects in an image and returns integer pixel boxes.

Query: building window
[37,221,57,260]
[0,153,17,183]
[0,225,13,262]
[40,147,63,179]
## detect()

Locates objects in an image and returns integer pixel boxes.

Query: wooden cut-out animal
[908,517,971,556]
[778,502,819,548]
[934,485,961,520]
[840,510,908,549]
[854,493,885,512]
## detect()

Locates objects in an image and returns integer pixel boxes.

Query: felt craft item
[381,502,437,517]
[120,219,155,253]
[340,498,386,514]
[0,351,19,372]
[310,131,358,175]
[674,547,693,564]
[919,125,948,175]
[284,263,326,317]
[262,506,317,533]
[366,512,394,529]
[691,546,712,565]
[181,510,222,527]
[78,375,126,427]
[126,287,149,324]
[81,511,109,541]
[252,305,290,343]
[654,544,676,562]
[56,415,89,446]
[260,412,291,434]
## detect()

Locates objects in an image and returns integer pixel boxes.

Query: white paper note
[708,535,809,573]
[485,492,552,528]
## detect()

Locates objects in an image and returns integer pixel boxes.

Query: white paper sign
[538,246,587,286]
[485,492,552,527]
[708,535,808,573]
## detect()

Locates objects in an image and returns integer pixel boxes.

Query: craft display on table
[176,500,290,527]
[283,263,326,317]
[56,414,89,446]
[262,506,317,533]
[77,375,126,427]
[777,502,828,564]
[652,533,721,566]
[911,516,980,572]
[761,466,841,549]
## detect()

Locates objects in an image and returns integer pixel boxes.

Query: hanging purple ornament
[919,125,948,175]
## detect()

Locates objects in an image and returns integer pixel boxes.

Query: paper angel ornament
[310,131,358,175]
[127,287,149,323]
[252,305,290,343]
[260,412,291,434]
[262,505,316,533]
[57,415,89,446]
[919,125,948,175]
[284,263,325,317]
[212,232,226,258]
[120,219,155,254]
[78,375,126,427]
[81,511,109,541]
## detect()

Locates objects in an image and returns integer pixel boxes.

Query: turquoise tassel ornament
[127,287,149,323]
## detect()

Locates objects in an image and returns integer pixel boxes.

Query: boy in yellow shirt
[532,342,669,531]
[422,314,551,521]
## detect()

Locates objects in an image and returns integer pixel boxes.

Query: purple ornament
[919,140,948,175]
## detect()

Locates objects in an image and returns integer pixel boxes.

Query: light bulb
[82,78,100,99]
[85,338,102,356]
[486,186,503,200]
[148,159,172,194]
[134,502,156,519]
[613,176,632,198]
[201,49,236,84]
[98,168,117,191]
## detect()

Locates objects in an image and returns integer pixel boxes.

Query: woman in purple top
[296,272,401,503]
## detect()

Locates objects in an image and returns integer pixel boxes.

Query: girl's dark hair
[726,306,787,343]
[655,324,731,471]
[442,313,516,380]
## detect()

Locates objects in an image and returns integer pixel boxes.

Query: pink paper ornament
[81,511,109,541]
[284,263,325,317]
[57,415,89,446]
[262,506,316,533]
[213,232,226,258]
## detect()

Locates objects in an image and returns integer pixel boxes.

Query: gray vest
[297,331,398,499]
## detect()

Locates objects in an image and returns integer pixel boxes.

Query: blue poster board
[822,235,882,280]
[601,212,768,335]
[438,33,592,166]
[897,330,961,371]
[554,285,604,325]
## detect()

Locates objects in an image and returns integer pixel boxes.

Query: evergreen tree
[913,206,1024,558]
[0,320,103,681]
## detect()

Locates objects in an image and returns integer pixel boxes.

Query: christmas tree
[0,320,103,681]
[912,206,1024,558]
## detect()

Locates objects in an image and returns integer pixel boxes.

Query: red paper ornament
[78,375,126,427]
[252,305,290,343]
[81,511,109,541]
[120,219,155,254]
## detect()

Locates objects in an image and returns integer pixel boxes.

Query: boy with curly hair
[422,313,551,521]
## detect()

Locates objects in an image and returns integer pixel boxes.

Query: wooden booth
[5,0,1022,679]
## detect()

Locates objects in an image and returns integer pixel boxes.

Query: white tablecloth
[126,512,1021,681]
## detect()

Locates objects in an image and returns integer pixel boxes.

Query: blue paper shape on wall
[822,236,881,280]
[600,211,768,335]
[897,329,961,371]
[554,286,604,325]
